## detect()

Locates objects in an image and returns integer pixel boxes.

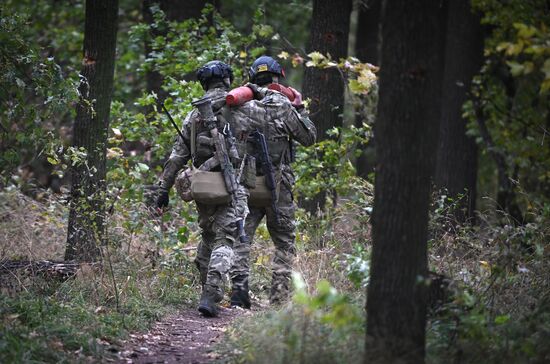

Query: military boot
[198,286,219,317]
[230,275,251,309]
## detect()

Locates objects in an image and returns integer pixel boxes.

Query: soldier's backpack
[175,112,231,205]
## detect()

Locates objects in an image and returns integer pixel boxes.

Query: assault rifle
[250,130,280,223]
[192,97,249,245]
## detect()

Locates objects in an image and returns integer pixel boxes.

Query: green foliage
[466,0,550,210]
[0,8,78,183]
[294,124,371,202]
[141,4,273,84]
[497,23,550,92]
[220,276,364,364]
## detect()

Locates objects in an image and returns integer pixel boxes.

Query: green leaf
[506,61,524,76]
[47,156,59,165]
[137,163,149,172]
[494,314,510,325]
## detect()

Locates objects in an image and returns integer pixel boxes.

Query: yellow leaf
[239,51,247,59]
[497,42,511,52]
[112,127,123,139]
[107,147,123,159]
[505,42,524,56]
[307,51,327,66]
[516,23,537,39]
[277,51,289,60]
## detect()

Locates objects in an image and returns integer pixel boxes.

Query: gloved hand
[156,188,169,209]
[288,86,303,109]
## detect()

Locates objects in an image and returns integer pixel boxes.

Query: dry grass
[0,190,67,260]
[429,213,550,319]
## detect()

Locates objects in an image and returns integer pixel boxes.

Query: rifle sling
[190,112,196,163]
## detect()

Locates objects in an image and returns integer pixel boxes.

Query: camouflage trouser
[231,181,296,304]
[194,186,249,302]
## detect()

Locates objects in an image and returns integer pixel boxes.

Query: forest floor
[116,305,255,364]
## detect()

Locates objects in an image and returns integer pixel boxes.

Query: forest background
[1,0,549,363]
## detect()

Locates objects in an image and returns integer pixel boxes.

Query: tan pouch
[249,175,281,207]
[190,168,231,205]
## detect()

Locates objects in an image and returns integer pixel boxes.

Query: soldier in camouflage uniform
[155,60,249,317]
[229,56,316,306]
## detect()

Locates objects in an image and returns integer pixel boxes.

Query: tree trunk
[142,0,208,105]
[435,0,483,224]
[366,1,446,363]
[355,0,381,179]
[303,0,352,141]
[301,0,352,212]
[356,0,381,65]
[65,0,119,262]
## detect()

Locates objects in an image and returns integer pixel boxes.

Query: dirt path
[117,306,249,364]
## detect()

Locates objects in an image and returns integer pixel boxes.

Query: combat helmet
[248,56,285,85]
[196,60,234,90]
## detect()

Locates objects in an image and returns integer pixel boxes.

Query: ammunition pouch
[241,155,257,189]
[248,170,282,207]
[175,166,231,205]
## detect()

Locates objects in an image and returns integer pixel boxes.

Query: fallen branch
[0,260,92,279]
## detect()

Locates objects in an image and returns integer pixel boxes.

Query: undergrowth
[2,182,550,363]
[426,194,550,363]
[219,191,550,364]
[0,189,201,362]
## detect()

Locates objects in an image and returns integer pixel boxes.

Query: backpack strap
[190,112,196,164]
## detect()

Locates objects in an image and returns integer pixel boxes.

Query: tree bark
[435,0,483,224]
[366,1,446,363]
[303,0,352,140]
[301,0,352,212]
[355,0,381,179]
[65,0,119,262]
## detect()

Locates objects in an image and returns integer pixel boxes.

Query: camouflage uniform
[159,87,248,302]
[229,89,316,304]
